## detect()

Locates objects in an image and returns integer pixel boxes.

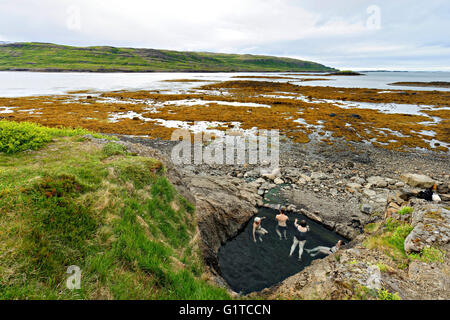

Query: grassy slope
[0,42,336,72]
[0,124,229,299]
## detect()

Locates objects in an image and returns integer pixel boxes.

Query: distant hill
[0,42,337,73]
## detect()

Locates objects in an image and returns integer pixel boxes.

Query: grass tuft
[102,142,128,157]
[397,206,413,215]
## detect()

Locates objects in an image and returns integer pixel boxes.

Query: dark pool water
[218,207,346,294]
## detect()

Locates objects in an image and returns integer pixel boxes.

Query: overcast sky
[1,0,449,70]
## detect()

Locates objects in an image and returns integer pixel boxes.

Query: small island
[325,70,365,76]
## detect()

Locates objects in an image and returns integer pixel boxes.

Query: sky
[0,0,449,71]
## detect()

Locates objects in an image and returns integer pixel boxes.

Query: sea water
[0,71,449,97]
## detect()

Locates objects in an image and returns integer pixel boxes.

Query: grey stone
[274,177,284,185]
[361,204,373,214]
[400,173,436,188]
[346,182,362,193]
[311,172,327,180]
[363,189,377,198]
[367,176,388,188]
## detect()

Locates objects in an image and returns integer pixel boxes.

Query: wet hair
[299,220,307,227]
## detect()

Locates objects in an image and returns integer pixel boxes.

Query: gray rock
[299,208,322,223]
[404,206,450,253]
[244,169,259,178]
[386,178,396,185]
[261,167,281,180]
[375,196,387,204]
[350,176,366,185]
[366,265,382,290]
[361,204,373,214]
[274,177,284,185]
[395,181,405,188]
[287,204,297,212]
[247,181,260,189]
[299,173,312,182]
[400,173,436,188]
[367,176,388,188]
[255,178,266,184]
[311,172,327,180]
[270,203,281,210]
[363,189,377,198]
[346,182,362,193]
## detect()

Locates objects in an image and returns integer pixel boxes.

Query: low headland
[0,42,336,73]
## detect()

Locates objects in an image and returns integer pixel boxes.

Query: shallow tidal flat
[0,79,449,152]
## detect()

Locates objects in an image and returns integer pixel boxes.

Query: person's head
[280,209,285,215]
[299,220,307,227]
[254,217,261,225]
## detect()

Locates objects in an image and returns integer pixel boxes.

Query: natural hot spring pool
[218,207,346,294]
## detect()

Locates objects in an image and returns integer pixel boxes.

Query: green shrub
[102,142,128,156]
[0,120,52,154]
[0,120,115,154]
[114,158,156,189]
[32,174,87,197]
[397,206,413,215]
[364,218,413,262]
[375,263,389,272]
[384,219,413,254]
[364,222,380,234]
[409,246,445,263]
[377,288,401,300]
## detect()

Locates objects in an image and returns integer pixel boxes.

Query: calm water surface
[0,71,449,97]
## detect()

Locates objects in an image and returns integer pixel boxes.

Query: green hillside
[0,120,230,299]
[0,42,336,72]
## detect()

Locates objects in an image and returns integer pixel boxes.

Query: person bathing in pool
[275,210,289,240]
[252,216,268,243]
[289,219,309,261]
[306,240,344,257]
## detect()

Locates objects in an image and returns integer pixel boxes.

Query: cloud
[0,0,448,70]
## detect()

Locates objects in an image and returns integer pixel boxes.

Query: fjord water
[218,208,346,294]
[0,71,449,97]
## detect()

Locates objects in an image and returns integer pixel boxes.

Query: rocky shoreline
[117,134,449,237]
[112,134,449,299]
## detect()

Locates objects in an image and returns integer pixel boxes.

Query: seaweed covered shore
[0,79,448,153]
